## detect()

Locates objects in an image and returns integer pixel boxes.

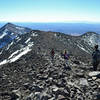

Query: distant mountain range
[0,22,100,35]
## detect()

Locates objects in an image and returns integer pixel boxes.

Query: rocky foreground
[0,52,100,100]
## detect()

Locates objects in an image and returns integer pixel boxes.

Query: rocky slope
[0,51,100,100]
[0,24,100,100]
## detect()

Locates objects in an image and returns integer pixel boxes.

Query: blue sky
[0,0,100,22]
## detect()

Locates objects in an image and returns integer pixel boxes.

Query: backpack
[51,50,55,56]
[64,54,68,60]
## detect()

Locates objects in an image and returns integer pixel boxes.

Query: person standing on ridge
[64,50,69,64]
[92,45,100,71]
[50,48,55,61]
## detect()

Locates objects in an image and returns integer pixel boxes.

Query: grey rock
[79,78,89,86]
[89,71,100,77]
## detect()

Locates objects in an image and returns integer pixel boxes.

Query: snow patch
[9,50,19,59]
[17,38,21,42]
[0,60,8,66]
[11,33,15,35]
[54,34,57,37]
[16,36,21,42]
[25,38,31,44]
[16,27,24,30]
[0,50,3,55]
[9,47,31,63]
[28,42,34,47]
[77,44,89,53]
[82,33,100,47]
[7,42,13,50]
[68,39,70,41]
[16,37,19,40]
[0,42,34,65]
[0,29,8,39]
[31,32,38,37]
[9,42,34,62]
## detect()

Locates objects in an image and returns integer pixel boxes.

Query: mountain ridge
[0,23,31,48]
[0,23,100,100]
[0,27,100,65]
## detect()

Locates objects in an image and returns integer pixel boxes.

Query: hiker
[92,45,100,71]
[64,50,69,64]
[60,51,64,58]
[50,48,55,60]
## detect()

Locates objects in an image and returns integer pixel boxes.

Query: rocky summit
[0,23,100,100]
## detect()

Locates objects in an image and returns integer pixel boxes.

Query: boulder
[79,78,89,86]
[89,71,100,77]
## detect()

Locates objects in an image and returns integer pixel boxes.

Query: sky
[0,0,100,22]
